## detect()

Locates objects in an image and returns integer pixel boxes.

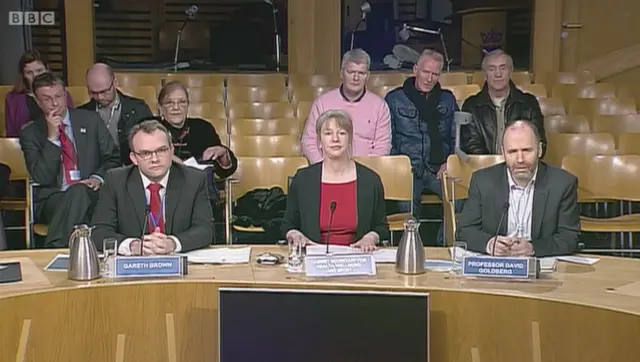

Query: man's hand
[132,228,177,255]
[202,146,230,167]
[45,110,62,139]
[436,163,447,180]
[487,236,514,256]
[508,239,534,257]
[351,233,378,252]
[79,178,102,191]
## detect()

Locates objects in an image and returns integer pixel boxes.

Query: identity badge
[69,170,81,181]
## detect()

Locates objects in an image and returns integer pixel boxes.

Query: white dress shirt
[486,167,537,254]
[118,169,183,255]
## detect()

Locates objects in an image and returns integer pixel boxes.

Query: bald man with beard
[456,120,580,257]
[79,63,153,165]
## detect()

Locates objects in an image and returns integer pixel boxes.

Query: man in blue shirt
[19,72,120,248]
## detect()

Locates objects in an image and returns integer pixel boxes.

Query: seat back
[228,102,295,120]
[545,132,616,167]
[544,115,590,133]
[230,135,302,157]
[353,155,412,201]
[618,133,640,155]
[444,154,505,201]
[230,118,302,136]
[561,155,640,202]
[0,138,29,180]
[232,156,308,201]
[591,114,640,146]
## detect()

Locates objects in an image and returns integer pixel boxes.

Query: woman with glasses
[146,81,237,242]
[4,50,74,137]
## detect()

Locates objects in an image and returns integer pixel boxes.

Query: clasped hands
[488,235,534,257]
[287,230,378,253]
[130,227,177,256]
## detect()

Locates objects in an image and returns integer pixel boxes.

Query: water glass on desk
[286,240,304,273]
[102,238,117,278]
[451,241,467,275]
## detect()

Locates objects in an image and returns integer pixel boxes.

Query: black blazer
[79,91,153,165]
[281,162,390,242]
[456,161,580,257]
[19,108,121,211]
[91,163,215,253]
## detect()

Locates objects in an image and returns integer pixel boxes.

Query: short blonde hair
[315,109,354,142]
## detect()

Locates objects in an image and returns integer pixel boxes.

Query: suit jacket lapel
[127,169,147,232]
[164,164,183,234]
[306,164,322,241]
[69,109,88,173]
[355,166,366,238]
[495,164,510,235]
[531,162,548,239]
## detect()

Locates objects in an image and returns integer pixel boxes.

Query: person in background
[282,110,389,252]
[147,81,237,241]
[91,120,215,255]
[5,50,74,137]
[78,63,153,165]
[460,49,546,156]
[456,120,579,257]
[19,72,120,248]
[301,49,391,164]
[384,49,458,245]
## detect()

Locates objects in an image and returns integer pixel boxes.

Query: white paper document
[183,157,213,171]
[184,247,251,264]
[306,245,397,263]
[555,255,600,265]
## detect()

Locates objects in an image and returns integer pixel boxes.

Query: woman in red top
[282,110,389,252]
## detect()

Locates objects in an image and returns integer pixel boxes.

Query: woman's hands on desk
[351,232,379,253]
[286,230,319,247]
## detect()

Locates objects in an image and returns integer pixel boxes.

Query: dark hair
[128,120,173,152]
[31,72,65,96]
[15,49,49,92]
[158,81,190,105]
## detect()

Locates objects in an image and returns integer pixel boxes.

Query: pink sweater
[301,88,391,163]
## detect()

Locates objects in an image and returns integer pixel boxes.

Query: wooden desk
[1,247,639,362]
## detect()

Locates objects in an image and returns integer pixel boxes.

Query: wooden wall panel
[64,0,95,86]
[288,0,341,74]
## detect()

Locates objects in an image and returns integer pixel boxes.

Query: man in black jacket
[79,63,153,165]
[460,50,546,157]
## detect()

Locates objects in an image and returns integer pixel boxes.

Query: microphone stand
[173,14,195,73]
[350,16,366,50]
[269,3,282,72]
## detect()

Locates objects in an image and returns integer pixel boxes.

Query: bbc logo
[8,11,56,26]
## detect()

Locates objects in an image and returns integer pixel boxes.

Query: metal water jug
[395,218,425,275]
[68,224,101,281]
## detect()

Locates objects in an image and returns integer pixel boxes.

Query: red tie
[58,124,78,185]
[147,183,165,233]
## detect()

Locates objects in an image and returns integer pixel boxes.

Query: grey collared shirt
[97,94,121,142]
[506,167,538,240]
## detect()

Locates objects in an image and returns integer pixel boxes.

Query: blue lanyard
[148,194,165,229]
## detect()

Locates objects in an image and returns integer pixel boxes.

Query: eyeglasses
[88,77,115,97]
[133,146,171,160]
[161,99,189,109]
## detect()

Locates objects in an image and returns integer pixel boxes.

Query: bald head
[502,120,541,186]
[86,62,117,107]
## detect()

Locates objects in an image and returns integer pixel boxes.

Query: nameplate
[113,255,188,278]
[304,253,376,278]
[462,256,538,279]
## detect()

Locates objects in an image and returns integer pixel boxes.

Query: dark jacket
[281,162,390,242]
[456,161,580,257]
[385,85,458,174]
[79,91,153,165]
[91,163,215,253]
[460,81,546,156]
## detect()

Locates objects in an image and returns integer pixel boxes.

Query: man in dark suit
[79,63,153,165]
[91,120,214,255]
[456,120,580,257]
[19,72,121,248]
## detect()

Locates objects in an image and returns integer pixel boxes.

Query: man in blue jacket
[385,49,458,245]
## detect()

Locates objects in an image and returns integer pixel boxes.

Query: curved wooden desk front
[1,247,639,362]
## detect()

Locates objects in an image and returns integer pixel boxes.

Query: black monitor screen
[218,288,430,362]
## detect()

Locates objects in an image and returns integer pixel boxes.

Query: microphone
[491,202,510,256]
[325,201,337,255]
[185,5,198,19]
[139,206,151,256]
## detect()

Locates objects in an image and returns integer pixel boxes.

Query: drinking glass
[286,239,304,273]
[451,241,467,275]
[102,238,118,278]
